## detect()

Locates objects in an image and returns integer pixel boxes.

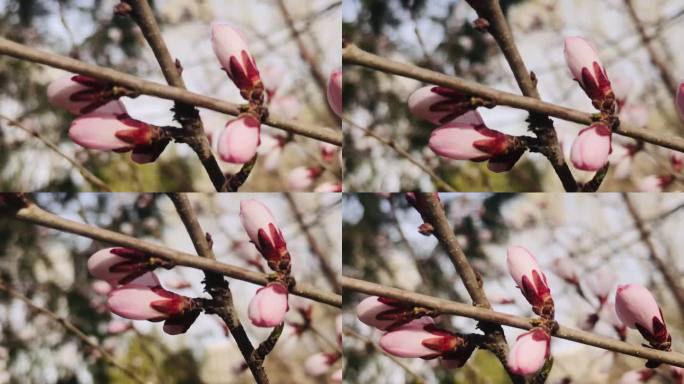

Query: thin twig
[343,116,457,192]
[7,202,341,307]
[284,193,341,293]
[0,114,111,192]
[345,329,427,383]
[623,0,678,95]
[342,276,684,368]
[0,36,341,145]
[622,194,684,318]
[0,280,148,384]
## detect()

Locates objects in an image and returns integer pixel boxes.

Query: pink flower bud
[672,152,684,173]
[239,199,289,267]
[550,258,579,285]
[91,280,113,295]
[47,74,126,115]
[107,285,192,321]
[677,82,684,123]
[211,23,261,97]
[356,296,400,330]
[637,175,673,192]
[305,352,339,377]
[619,104,649,128]
[257,134,285,172]
[69,114,168,163]
[248,283,289,328]
[314,182,342,193]
[379,321,467,360]
[506,246,554,317]
[586,268,617,304]
[507,329,551,376]
[615,284,670,347]
[320,142,338,162]
[87,248,156,285]
[619,369,656,384]
[286,167,322,191]
[327,68,342,117]
[570,124,612,171]
[408,86,475,125]
[107,321,133,334]
[428,122,521,172]
[217,115,261,164]
[564,37,612,102]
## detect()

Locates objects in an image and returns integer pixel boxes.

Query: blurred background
[0,0,341,192]
[0,192,341,383]
[343,193,684,383]
[343,0,684,192]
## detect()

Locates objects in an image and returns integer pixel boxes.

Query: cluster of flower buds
[505,246,555,376]
[407,85,525,172]
[211,23,264,165]
[615,284,671,357]
[240,199,291,327]
[87,247,200,335]
[356,297,473,368]
[327,69,342,118]
[305,352,342,378]
[47,74,169,163]
[564,37,616,173]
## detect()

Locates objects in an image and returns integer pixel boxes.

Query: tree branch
[342,276,684,368]
[6,201,341,307]
[342,44,684,153]
[167,193,273,384]
[466,0,578,192]
[415,193,522,383]
[0,36,341,145]
[122,0,228,192]
[0,280,148,384]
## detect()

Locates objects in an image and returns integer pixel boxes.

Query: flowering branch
[413,193,523,383]
[342,276,684,368]
[0,36,342,146]
[167,193,275,384]
[4,198,341,307]
[465,0,577,191]
[285,193,341,293]
[0,280,147,384]
[119,0,229,192]
[342,44,684,153]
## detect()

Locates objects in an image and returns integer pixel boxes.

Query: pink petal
[217,116,261,164]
